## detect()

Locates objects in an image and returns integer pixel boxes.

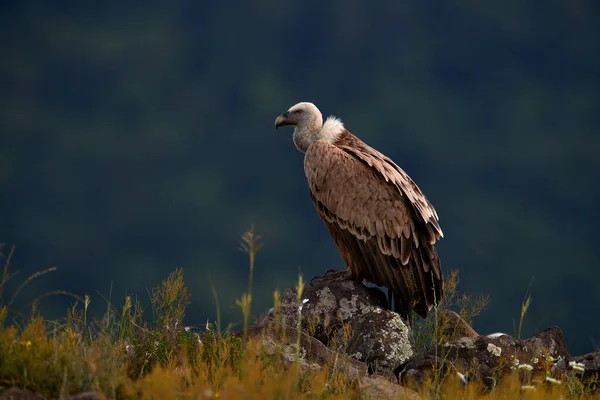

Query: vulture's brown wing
[304,135,443,318]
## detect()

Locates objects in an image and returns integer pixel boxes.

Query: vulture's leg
[392,292,412,328]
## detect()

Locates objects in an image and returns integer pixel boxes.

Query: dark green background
[1,2,598,355]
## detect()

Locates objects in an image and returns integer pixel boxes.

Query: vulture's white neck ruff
[319,116,345,143]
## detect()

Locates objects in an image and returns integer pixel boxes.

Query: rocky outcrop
[249,275,599,395]
[238,323,422,399]
[274,278,414,374]
[397,326,570,390]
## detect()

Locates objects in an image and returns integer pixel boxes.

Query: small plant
[294,273,305,366]
[238,225,262,347]
[413,269,489,351]
[516,293,532,339]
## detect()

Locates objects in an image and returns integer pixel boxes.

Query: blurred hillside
[1,1,598,354]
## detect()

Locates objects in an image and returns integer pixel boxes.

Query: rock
[0,387,46,400]
[239,320,424,399]
[238,322,368,378]
[564,350,600,393]
[276,278,414,374]
[438,310,478,343]
[396,325,570,390]
[359,375,422,400]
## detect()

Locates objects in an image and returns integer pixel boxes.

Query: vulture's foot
[311,269,354,283]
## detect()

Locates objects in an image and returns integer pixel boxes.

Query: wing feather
[305,133,443,318]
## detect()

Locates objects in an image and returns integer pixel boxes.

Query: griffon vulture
[275,102,444,322]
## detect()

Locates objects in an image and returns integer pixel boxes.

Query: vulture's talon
[311,269,354,283]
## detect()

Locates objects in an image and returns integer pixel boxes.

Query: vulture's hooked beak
[275,112,291,129]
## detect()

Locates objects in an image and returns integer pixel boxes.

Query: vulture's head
[275,102,345,152]
[274,102,322,131]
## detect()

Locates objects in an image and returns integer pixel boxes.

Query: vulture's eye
[294,109,304,114]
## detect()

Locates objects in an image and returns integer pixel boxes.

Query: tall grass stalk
[430,277,445,400]
[273,289,281,337]
[8,266,57,308]
[118,295,131,343]
[517,294,531,339]
[0,244,15,301]
[239,226,262,346]
[208,273,221,333]
[84,294,91,342]
[104,282,114,332]
[294,274,305,366]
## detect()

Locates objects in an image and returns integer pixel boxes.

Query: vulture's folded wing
[304,136,443,317]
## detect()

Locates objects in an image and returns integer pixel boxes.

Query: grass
[0,239,598,399]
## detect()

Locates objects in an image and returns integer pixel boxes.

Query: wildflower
[518,364,533,371]
[509,356,519,371]
[184,326,191,332]
[531,357,538,364]
[545,376,562,385]
[546,354,562,362]
[521,385,536,391]
[19,340,32,348]
[456,372,468,384]
[298,298,310,313]
[569,361,585,373]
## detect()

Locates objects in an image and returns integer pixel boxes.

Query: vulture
[275,102,444,322]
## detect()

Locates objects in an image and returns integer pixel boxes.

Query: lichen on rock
[487,343,502,357]
[338,294,359,320]
[277,277,414,374]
